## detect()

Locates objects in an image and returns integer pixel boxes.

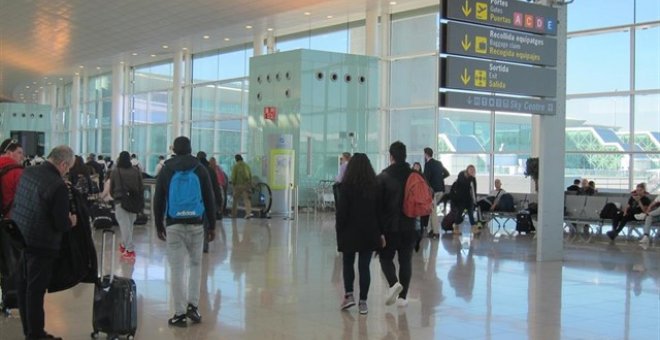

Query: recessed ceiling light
[182,47,188,50]
[326,15,333,19]
[39,86,43,89]
[267,28,273,31]
[74,72,79,76]
[304,12,311,16]
[390,1,397,5]
[79,65,84,69]
[43,76,48,79]
[59,78,63,80]
[150,54,157,57]
[120,61,125,64]
[162,45,169,49]
[132,52,138,56]
[203,35,210,39]
[25,86,30,89]
[96,66,101,70]
[245,25,252,29]
[224,37,230,41]
[47,82,52,85]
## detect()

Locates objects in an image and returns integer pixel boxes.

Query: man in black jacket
[422,147,450,238]
[153,136,216,327]
[377,141,416,308]
[13,145,77,340]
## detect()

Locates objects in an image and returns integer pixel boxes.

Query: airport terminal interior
[0,0,659,339]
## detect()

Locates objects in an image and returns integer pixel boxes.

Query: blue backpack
[167,165,205,219]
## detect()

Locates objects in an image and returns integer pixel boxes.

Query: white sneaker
[639,235,650,246]
[396,298,408,307]
[385,283,403,306]
[634,213,647,220]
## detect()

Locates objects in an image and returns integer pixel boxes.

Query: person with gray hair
[12,145,77,340]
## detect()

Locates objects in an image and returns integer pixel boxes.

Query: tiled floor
[1,213,658,339]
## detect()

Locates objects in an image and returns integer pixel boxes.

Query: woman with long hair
[107,151,144,261]
[335,153,383,315]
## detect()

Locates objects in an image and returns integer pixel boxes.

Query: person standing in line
[107,151,144,261]
[377,141,416,307]
[154,155,166,177]
[230,154,253,219]
[13,145,77,340]
[197,151,223,253]
[153,136,216,327]
[333,152,351,205]
[422,147,450,239]
[336,153,383,315]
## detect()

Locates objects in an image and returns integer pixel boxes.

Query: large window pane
[390,108,435,157]
[566,96,630,152]
[637,0,660,23]
[218,49,251,80]
[633,94,660,179]
[565,153,629,191]
[135,62,173,92]
[309,30,350,54]
[635,26,660,90]
[567,31,630,94]
[568,0,634,31]
[439,109,491,153]
[391,12,437,56]
[192,53,219,83]
[391,56,436,107]
[494,113,532,154]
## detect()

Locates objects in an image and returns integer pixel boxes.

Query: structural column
[172,50,184,137]
[536,3,567,262]
[378,3,391,170]
[365,4,378,56]
[111,62,125,158]
[253,33,264,57]
[70,74,81,151]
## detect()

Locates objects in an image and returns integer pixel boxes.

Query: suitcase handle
[99,229,115,286]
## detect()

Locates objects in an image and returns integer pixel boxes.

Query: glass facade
[46,1,658,195]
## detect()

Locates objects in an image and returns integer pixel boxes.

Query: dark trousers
[379,231,415,299]
[342,251,372,301]
[17,250,57,339]
[611,211,636,237]
[453,203,476,225]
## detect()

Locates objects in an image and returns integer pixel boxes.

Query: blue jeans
[166,224,204,315]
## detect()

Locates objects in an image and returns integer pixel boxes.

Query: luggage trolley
[315,180,336,211]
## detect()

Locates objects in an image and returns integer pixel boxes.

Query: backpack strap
[0,163,23,216]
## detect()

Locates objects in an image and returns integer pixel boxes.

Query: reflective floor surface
[1,212,658,339]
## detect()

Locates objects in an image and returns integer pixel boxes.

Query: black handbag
[117,170,143,214]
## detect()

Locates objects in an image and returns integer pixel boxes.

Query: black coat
[451,170,477,207]
[335,183,382,252]
[48,186,98,292]
[423,158,449,193]
[377,162,416,234]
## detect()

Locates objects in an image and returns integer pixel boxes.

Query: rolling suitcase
[90,201,116,229]
[92,230,137,340]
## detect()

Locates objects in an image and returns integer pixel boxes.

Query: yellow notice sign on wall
[269,149,295,190]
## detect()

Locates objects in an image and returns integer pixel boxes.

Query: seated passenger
[579,178,591,195]
[566,179,581,192]
[477,179,509,212]
[586,180,597,195]
[635,194,660,246]
[607,183,651,241]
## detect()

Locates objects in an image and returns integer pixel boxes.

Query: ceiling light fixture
[25,86,30,89]
[267,28,273,31]
[96,66,101,70]
[162,45,169,49]
[245,25,252,29]
[304,12,311,16]
[203,35,210,39]
[390,1,397,5]
[150,54,157,57]
[182,47,188,50]
[79,65,84,69]
[131,52,138,56]
[326,15,333,19]
[224,37,230,41]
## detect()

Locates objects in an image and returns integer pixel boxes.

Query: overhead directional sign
[440,92,556,115]
[441,56,556,97]
[442,21,557,67]
[443,0,558,35]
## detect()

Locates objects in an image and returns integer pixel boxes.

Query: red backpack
[402,172,433,218]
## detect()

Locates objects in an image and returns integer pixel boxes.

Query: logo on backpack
[167,165,205,219]
[403,172,433,218]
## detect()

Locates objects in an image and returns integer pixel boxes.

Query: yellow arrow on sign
[461,34,471,51]
[462,0,472,17]
[461,68,471,85]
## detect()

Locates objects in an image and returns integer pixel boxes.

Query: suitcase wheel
[90,331,99,339]
[127,335,135,340]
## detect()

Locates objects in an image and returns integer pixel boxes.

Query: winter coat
[377,162,416,234]
[423,158,449,193]
[0,156,23,217]
[335,183,382,252]
[451,170,477,207]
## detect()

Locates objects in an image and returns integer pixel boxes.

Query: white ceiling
[0,0,436,102]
